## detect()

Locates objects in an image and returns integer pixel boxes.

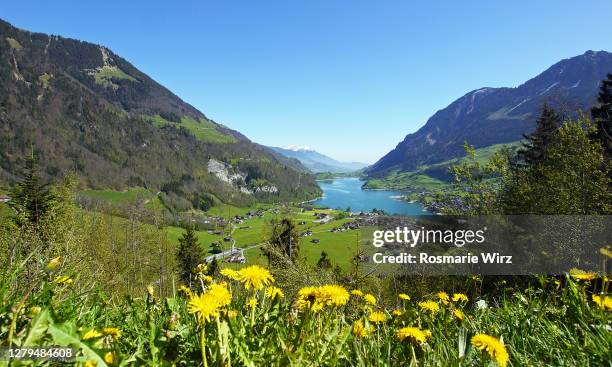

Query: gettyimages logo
[372,226,487,248]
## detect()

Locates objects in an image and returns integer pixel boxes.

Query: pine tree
[517,104,561,166]
[266,218,299,266]
[317,251,332,269]
[590,73,612,163]
[176,225,204,287]
[10,152,53,225]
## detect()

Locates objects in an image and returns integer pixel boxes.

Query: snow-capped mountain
[268,146,368,173]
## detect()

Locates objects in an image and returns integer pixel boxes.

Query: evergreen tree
[517,104,561,166]
[10,152,53,225]
[317,251,332,269]
[206,257,219,277]
[176,225,204,287]
[266,218,299,266]
[590,74,612,163]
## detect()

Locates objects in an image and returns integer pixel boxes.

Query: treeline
[438,74,612,215]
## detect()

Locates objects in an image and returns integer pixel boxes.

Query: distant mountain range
[268,146,368,173]
[366,50,612,178]
[0,19,321,209]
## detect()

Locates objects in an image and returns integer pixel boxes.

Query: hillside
[269,145,368,173]
[366,51,612,177]
[0,19,321,209]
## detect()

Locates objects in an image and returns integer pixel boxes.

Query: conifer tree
[517,104,561,166]
[176,225,204,287]
[10,152,53,225]
[590,73,612,163]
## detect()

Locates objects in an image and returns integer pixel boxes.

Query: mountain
[0,19,321,210]
[366,51,612,178]
[268,146,368,173]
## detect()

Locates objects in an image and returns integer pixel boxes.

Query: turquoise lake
[312,177,427,216]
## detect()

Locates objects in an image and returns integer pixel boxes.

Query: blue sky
[3,1,612,163]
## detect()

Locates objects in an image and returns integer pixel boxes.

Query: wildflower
[227,310,238,319]
[83,329,102,340]
[265,286,284,300]
[569,268,597,281]
[85,361,97,367]
[452,293,468,302]
[352,320,369,338]
[54,275,73,285]
[399,293,410,301]
[201,275,213,283]
[193,263,207,274]
[220,268,241,280]
[237,265,274,290]
[475,299,488,310]
[592,294,612,311]
[179,285,193,297]
[247,297,258,309]
[396,326,430,345]
[102,327,122,340]
[29,306,42,315]
[437,292,450,304]
[363,293,377,305]
[351,289,363,297]
[471,334,509,367]
[392,309,403,316]
[206,283,232,307]
[146,285,154,296]
[368,311,387,324]
[104,352,117,364]
[295,285,349,312]
[418,301,439,314]
[46,256,61,271]
[600,246,612,259]
[453,309,465,321]
[188,291,223,324]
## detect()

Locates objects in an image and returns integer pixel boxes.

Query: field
[148,115,237,144]
[79,188,165,211]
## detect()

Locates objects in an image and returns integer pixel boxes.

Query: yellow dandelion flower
[188,293,220,324]
[592,294,612,311]
[237,265,274,290]
[418,301,440,314]
[569,268,597,281]
[247,297,258,309]
[227,310,238,318]
[102,327,122,340]
[363,293,377,305]
[399,293,410,300]
[453,309,465,321]
[423,329,432,338]
[368,311,387,324]
[220,268,241,280]
[201,275,213,283]
[452,293,468,302]
[351,289,364,297]
[352,320,369,338]
[83,329,102,340]
[54,275,73,285]
[317,285,350,307]
[265,286,284,300]
[600,246,612,259]
[437,291,450,304]
[104,351,117,364]
[46,256,61,271]
[471,334,509,367]
[206,283,232,307]
[85,360,97,367]
[193,263,207,274]
[146,285,154,296]
[392,309,404,316]
[396,326,429,345]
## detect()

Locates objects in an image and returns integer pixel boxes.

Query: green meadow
[148,115,237,144]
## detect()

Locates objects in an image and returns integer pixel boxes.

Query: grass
[93,65,136,89]
[79,188,163,211]
[148,115,236,144]
[38,73,52,88]
[6,37,22,49]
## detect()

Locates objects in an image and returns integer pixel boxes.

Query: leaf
[48,322,107,366]
[22,309,51,346]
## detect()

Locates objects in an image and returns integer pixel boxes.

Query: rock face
[207,159,278,194]
[366,51,612,177]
